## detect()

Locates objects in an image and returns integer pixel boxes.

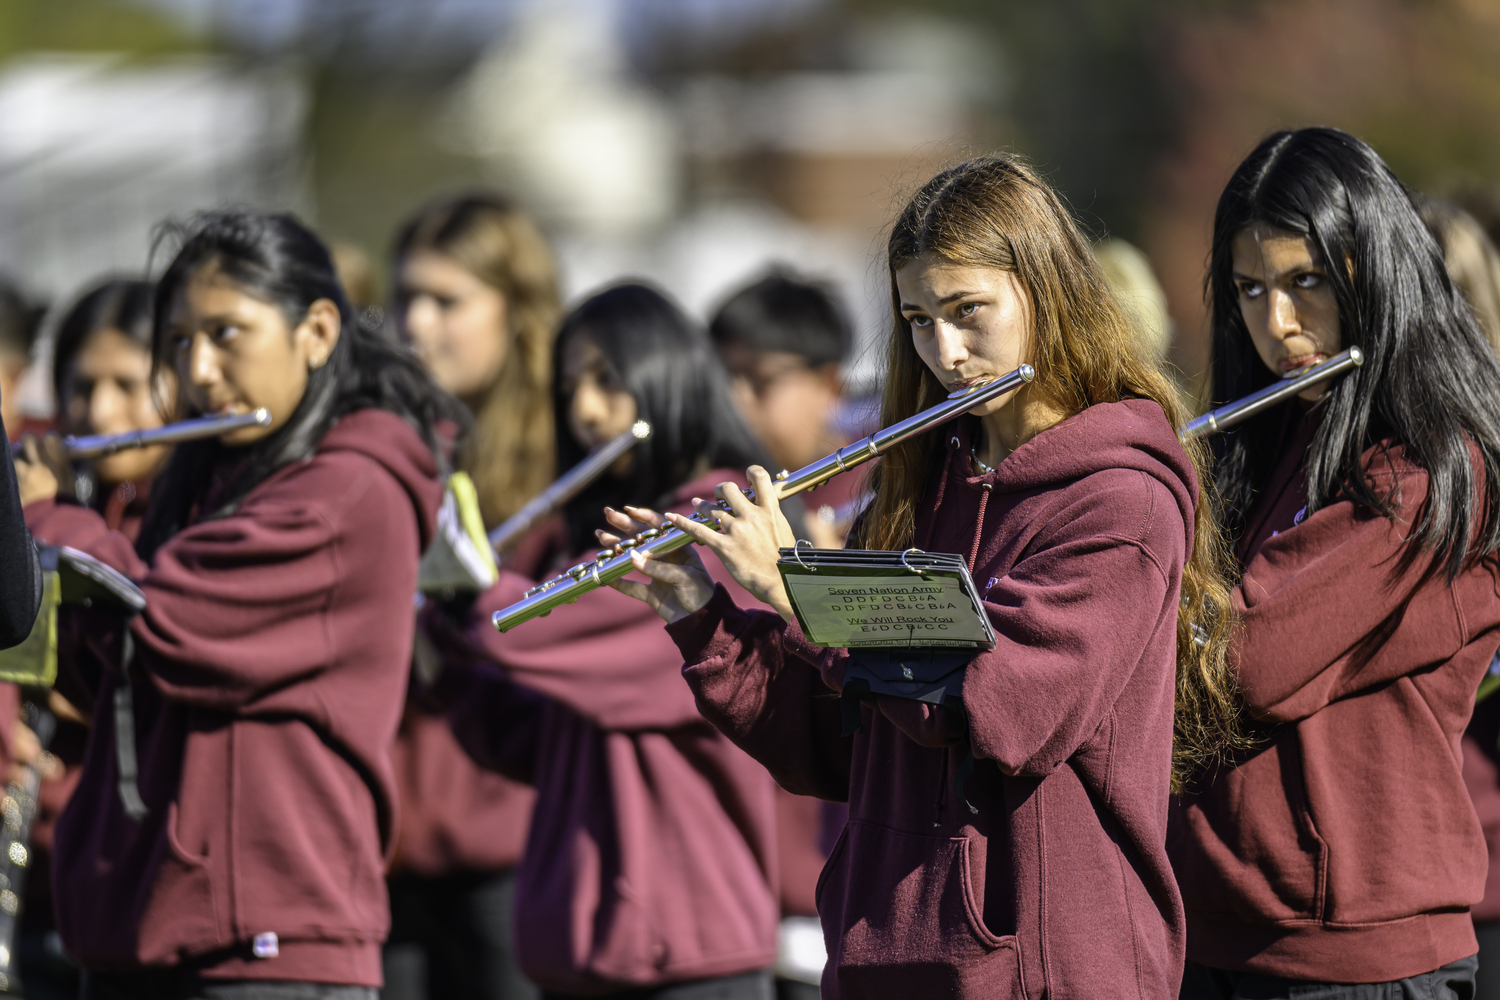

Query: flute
[492,365,1036,632]
[12,408,273,460]
[489,421,651,554]
[1178,348,1364,441]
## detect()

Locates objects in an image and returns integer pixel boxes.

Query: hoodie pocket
[817,819,1022,999]
[136,801,226,962]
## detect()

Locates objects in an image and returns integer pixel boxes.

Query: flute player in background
[386,191,560,1000]
[425,283,784,1000]
[1422,194,1500,1000]
[708,269,857,999]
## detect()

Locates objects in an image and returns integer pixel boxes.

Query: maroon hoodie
[22,409,443,986]
[666,401,1196,999]
[439,470,780,995]
[1170,408,1500,982]
[388,708,536,876]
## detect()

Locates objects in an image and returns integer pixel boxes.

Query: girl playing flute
[1171,127,1500,999]
[607,153,1242,999]
[14,210,456,999]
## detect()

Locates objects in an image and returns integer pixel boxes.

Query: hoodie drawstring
[967,482,992,572]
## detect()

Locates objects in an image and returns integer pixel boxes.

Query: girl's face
[895,252,1034,417]
[559,334,638,475]
[1231,223,1343,399]
[395,251,509,405]
[63,328,170,485]
[166,267,340,447]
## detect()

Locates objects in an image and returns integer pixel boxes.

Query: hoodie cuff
[666,584,748,662]
[779,614,827,669]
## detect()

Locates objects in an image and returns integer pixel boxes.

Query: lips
[1280,353,1327,376]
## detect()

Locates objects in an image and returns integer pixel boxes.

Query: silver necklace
[970,440,996,475]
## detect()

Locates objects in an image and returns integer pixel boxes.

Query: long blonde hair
[395,193,561,526]
[859,154,1245,790]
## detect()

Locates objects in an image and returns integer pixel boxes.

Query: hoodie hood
[319,408,443,552]
[926,399,1198,565]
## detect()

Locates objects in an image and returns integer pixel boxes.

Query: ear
[297,298,343,371]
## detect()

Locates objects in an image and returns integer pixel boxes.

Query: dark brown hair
[860,153,1244,789]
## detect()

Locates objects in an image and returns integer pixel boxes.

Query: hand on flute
[606,466,796,624]
[13,432,69,508]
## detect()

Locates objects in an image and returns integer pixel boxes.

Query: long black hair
[1209,126,1500,581]
[136,210,465,560]
[556,283,773,554]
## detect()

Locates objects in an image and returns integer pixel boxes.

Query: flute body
[12,409,273,460]
[1179,349,1363,441]
[492,365,1036,632]
[489,421,651,554]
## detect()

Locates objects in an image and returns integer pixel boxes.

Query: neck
[972,386,1065,471]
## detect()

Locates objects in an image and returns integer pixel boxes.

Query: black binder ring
[793,538,816,572]
[900,548,923,574]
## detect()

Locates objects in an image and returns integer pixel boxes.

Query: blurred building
[0,52,307,300]
[442,2,993,393]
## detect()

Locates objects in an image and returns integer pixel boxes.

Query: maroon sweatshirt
[666,401,1195,999]
[439,470,780,996]
[22,409,443,986]
[388,706,536,876]
[1170,408,1500,981]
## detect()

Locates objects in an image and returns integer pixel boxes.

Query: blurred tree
[0,0,195,58]
[846,0,1500,391]
[1148,0,1500,384]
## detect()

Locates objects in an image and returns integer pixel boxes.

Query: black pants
[541,970,774,1000]
[382,869,538,1000]
[1475,921,1500,1000]
[774,980,819,1000]
[81,974,376,1000]
[1181,955,1478,999]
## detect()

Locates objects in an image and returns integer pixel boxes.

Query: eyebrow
[1230,262,1326,284]
[899,290,980,312]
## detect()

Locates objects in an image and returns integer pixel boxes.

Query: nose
[186,334,220,389]
[1266,288,1301,342]
[88,381,124,435]
[402,295,442,352]
[570,382,606,440]
[932,320,970,371]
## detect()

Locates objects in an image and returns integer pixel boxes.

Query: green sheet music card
[775,547,996,650]
[0,546,145,687]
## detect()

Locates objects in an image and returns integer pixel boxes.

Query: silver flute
[12,408,273,460]
[1179,348,1364,441]
[492,364,1036,632]
[488,421,652,554]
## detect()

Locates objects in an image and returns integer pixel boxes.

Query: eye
[1237,280,1264,300]
[213,324,241,344]
[906,313,933,330]
[956,302,979,318]
[1293,272,1324,289]
[173,335,192,355]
